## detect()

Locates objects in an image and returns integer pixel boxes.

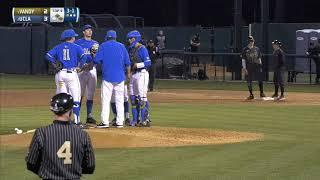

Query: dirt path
[1,89,319,108]
[0,127,263,148]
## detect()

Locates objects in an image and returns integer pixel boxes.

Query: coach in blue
[46,29,88,126]
[127,30,152,127]
[94,30,131,128]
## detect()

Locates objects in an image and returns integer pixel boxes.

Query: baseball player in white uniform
[46,29,88,126]
[127,30,152,127]
[94,30,131,128]
[110,84,130,126]
[75,25,99,124]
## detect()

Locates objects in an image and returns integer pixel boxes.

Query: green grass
[1,103,320,179]
[1,74,319,92]
[1,74,320,179]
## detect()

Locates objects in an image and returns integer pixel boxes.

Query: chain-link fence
[157,50,319,84]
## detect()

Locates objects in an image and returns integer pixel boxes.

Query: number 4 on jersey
[57,141,72,164]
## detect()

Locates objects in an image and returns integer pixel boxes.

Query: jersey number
[57,141,72,164]
[63,49,70,61]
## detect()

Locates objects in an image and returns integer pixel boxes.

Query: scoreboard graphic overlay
[12,7,80,23]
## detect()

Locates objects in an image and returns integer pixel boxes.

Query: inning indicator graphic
[12,7,80,23]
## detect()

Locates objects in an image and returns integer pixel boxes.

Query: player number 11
[63,49,70,61]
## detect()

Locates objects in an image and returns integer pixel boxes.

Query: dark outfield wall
[0,23,319,74]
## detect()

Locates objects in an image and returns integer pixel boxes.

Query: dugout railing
[158,51,318,84]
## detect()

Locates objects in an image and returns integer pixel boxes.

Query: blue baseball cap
[126,30,141,41]
[105,30,117,39]
[60,29,78,40]
[83,24,92,31]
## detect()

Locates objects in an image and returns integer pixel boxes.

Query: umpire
[306,40,320,84]
[26,93,95,179]
[146,39,159,91]
[241,36,265,100]
[272,40,286,100]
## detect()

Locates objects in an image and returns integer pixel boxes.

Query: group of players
[46,25,152,128]
[241,36,286,101]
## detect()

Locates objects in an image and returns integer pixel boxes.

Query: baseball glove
[81,62,94,72]
[51,61,63,74]
[90,43,99,55]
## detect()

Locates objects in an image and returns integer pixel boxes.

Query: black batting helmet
[272,40,282,46]
[50,93,74,115]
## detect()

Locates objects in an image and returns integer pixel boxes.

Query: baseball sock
[111,102,117,116]
[274,84,279,95]
[86,100,93,117]
[124,101,129,119]
[280,85,284,96]
[258,81,264,94]
[247,83,253,95]
[73,101,81,124]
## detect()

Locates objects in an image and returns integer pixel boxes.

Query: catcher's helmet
[50,93,74,115]
[126,30,142,41]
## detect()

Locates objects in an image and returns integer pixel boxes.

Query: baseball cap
[106,30,117,38]
[60,29,78,40]
[83,24,92,31]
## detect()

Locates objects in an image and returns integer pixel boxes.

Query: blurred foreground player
[271,40,286,100]
[26,93,95,179]
[241,36,265,100]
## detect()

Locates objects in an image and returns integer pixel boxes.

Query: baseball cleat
[86,117,96,124]
[115,125,124,128]
[260,93,266,98]
[125,119,131,126]
[246,94,254,100]
[96,122,109,128]
[110,118,117,126]
[271,94,279,98]
[277,95,285,101]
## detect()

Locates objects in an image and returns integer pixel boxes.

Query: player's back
[52,42,83,69]
[37,121,88,179]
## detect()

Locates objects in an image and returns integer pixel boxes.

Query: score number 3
[57,141,72,164]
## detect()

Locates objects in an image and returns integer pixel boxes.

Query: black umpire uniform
[306,41,320,84]
[26,93,95,179]
[241,36,265,99]
[147,40,159,91]
[272,40,286,100]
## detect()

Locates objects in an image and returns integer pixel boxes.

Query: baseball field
[1,74,320,180]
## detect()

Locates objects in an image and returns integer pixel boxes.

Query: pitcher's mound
[1,127,263,148]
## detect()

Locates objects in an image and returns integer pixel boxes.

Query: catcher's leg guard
[130,95,140,126]
[140,101,151,127]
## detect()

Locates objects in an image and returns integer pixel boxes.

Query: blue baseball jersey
[128,43,151,69]
[94,40,131,83]
[46,42,87,69]
[75,38,99,62]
